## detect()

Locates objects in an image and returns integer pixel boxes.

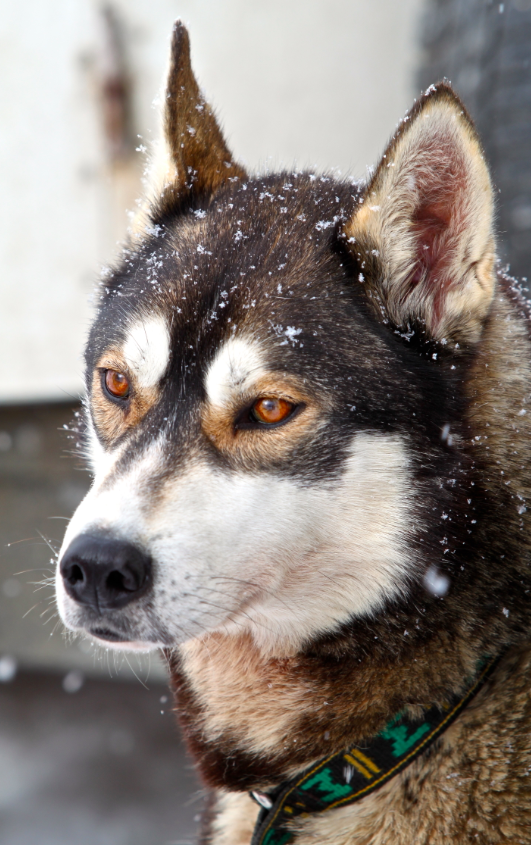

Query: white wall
[0,0,423,403]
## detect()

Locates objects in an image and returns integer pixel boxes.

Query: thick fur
[56,22,531,844]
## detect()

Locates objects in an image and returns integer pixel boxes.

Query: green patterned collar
[250,655,499,845]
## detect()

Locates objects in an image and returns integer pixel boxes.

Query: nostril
[106,569,126,594]
[106,567,143,594]
[66,563,85,586]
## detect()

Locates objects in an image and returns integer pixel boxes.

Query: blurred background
[0,1,529,843]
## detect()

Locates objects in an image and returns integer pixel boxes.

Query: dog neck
[166,626,502,792]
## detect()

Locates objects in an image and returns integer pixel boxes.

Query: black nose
[60,534,152,611]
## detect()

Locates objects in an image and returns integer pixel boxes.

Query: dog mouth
[85,623,163,652]
[89,626,130,643]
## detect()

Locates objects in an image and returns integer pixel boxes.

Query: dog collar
[250,655,499,845]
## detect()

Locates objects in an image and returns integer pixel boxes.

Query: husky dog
[56,22,531,844]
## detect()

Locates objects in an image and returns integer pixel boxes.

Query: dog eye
[103,369,130,401]
[250,398,296,425]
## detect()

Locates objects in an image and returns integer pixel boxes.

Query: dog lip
[89,626,129,643]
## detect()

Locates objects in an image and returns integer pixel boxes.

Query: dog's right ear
[140,22,246,221]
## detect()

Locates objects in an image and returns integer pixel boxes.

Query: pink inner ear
[404,145,468,326]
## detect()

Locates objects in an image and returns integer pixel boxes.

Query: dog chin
[88,630,161,653]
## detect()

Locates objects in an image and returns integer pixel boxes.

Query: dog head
[56,23,496,658]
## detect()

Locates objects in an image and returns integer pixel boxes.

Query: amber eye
[251,398,295,425]
[104,369,130,400]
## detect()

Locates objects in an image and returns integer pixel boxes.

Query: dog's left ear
[143,21,246,217]
[345,84,496,346]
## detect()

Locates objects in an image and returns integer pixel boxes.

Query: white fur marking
[57,428,414,657]
[205,337,266,408]
[220,431,414,653]
[123,315,170,388]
